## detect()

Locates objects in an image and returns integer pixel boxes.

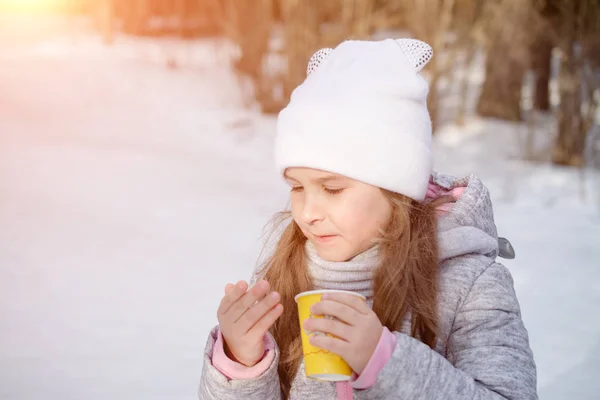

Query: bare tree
[391,0,488,130]
[279,0,322,107]
[340,0,375,39]
[280,0,376,105]
[404,0,457,131]
[99,0,115,44]
[219,0,377,113]
[476,0,542,122]
[551,0,600,167]
[531,0,560,112]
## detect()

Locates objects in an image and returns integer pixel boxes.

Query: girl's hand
[303,293,383,375]
[217,280,283,367]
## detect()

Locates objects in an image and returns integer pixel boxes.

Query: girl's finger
[310,300,361,326]
[217,280,248,316]
[321,293,370,314]
[246,303,284,342]
[309,334,348,357]
[303,317,351,342]
[228,280,270,323]
[236,291,281,333]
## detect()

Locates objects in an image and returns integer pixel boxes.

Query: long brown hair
[260,190,448,398]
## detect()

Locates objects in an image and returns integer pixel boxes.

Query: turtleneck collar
[305,240,380,303]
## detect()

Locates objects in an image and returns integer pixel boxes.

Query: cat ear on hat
[395,38,433,71]
[305,39,433,76]
[306,47,333,76]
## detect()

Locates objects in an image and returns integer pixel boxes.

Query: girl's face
[285,167,393,262]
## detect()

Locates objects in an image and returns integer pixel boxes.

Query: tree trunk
[122,0,150,35]
[476,43,524,121]
[341,0,375,39]
[101,0,115,44]
[228,0,272,79]
[455,45,477,125]
[428,74,440,133]
[476,0,539,122]
[551,2,587,167]
[532,0,561,112]
[532,35,553,111]
[552,59,586,166]
[281,0,321,103]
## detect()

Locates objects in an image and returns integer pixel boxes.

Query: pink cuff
[426,182,466,216]
[350,327,397,390]
[211,328,275,380]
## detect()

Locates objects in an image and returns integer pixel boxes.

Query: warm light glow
[0,0,70,12]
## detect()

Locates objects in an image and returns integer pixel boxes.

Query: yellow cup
[294,289,366,382]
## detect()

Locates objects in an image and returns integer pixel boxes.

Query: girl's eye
[324,188,344,195]
[291,186,304,193]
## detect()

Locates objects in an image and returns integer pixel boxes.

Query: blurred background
[0,0,599,399]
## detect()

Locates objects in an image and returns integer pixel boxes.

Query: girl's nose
[302,196,325,225]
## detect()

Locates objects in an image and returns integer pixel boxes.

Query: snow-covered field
[1,15,599,400]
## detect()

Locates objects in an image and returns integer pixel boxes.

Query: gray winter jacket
[198,174,538,399]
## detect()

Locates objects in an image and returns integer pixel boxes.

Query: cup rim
[308,373,351,382]
[294,289,366,303]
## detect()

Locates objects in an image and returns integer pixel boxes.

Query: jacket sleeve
[212,328,276,380]
[355,262,538,400]
[198,326,282,399]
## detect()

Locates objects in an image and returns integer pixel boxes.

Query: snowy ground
[1,15,599,400]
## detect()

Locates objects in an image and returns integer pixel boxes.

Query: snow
[1,15,599,400]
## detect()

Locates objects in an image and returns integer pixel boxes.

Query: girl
[198,38,537,400]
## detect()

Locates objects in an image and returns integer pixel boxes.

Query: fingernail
[321,294,329,300]
[236,281,245,289]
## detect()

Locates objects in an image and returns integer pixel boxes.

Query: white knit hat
[275,38,434,201]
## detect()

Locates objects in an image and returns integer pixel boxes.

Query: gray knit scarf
[305,241,380,305]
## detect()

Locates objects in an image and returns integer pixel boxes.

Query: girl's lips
[315,235,337,243]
